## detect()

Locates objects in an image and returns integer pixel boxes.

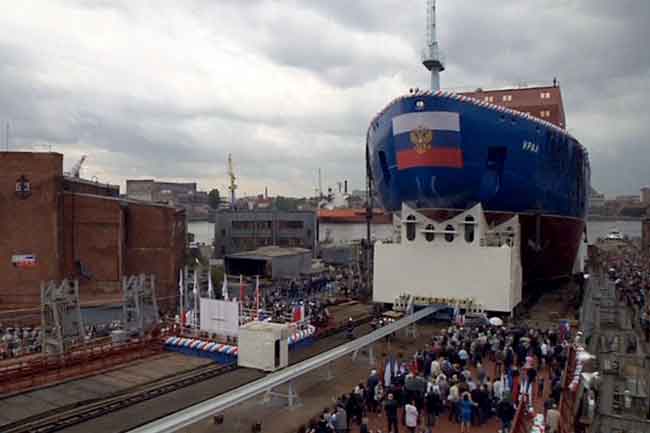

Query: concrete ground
[186,325,423,433]
[186,321,553,433]
[5,302,372,433]
[0,353,212,428]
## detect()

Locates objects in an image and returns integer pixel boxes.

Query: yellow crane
[227,153,237,207]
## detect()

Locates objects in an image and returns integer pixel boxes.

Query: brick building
[460,83,566,128]
[0,152,186,315]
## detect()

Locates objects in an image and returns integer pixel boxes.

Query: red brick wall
[124,203,186,311]
[61,193,124,302]
[0,152,63,307]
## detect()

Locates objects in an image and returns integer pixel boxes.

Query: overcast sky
[1,0,648,197]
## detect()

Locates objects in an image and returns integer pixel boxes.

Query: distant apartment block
[126,179,210,220]
[589,187,606,208]
[213,210,316,258]
[641,186,650,205]
[614,194,640,204]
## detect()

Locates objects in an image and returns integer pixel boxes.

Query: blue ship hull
[368,91,590,283]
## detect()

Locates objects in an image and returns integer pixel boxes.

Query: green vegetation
[208,188,221,209]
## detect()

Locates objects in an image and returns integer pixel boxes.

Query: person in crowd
[384,392,399,433]
[448,378,460,423]
[404,399,419,433]
[367,369,380,413]
[459,393,477,433]
[332,404,347,433]
[425,384,441,432]
[546,403,561,433]
[496,396,516,433]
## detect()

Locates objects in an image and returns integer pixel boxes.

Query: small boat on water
[605,228,624,241]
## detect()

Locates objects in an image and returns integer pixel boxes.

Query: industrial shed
[224,246,312,279]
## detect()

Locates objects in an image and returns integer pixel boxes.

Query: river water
[189,219,642,246]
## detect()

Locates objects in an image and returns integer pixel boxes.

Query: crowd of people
[298,320,572,433]
[237,267,361,328]
[0,319,132,360]
[598,244,650,343]
[0,326,41,359]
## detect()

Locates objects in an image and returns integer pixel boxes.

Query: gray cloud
[0,0,647,198]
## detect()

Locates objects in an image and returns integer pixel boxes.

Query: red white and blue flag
[12,254,37,269]
[292,305,305,322]
[392,111,462,170]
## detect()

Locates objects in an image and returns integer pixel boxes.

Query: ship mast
[422,0,445,91]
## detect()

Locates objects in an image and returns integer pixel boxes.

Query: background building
[224,246,312,279]
[460,82,566,128]
[641,186,650,205]
[126,179,210,220]
[1,152,186,315]
[213,210,316,258]
[589,187,606,208]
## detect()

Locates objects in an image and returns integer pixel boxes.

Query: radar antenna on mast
[227,153,237,207]
[422,0,445,91]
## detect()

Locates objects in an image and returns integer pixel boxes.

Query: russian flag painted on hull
[392,111,463,169]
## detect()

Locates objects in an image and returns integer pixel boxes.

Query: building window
[444,224,456,242]
[540,110,551,118]
[279,220,303,230]
[540,92,551,99]
[502,95,512,102]
[425,224,435,242]
[405,215,417,242]
[464,216,475,243]
[484,96,494,103]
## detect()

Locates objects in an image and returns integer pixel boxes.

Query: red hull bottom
[517,214,585,284]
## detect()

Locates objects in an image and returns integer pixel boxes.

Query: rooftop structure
[459,82,567,128]
[224,246,312,279]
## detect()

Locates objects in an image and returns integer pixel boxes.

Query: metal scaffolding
[41,279,85,355]
[123,274,160,337]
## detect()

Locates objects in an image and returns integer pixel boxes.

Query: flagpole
[222,273,229,301]
[207,263,214,299]
[181,267,186,330]
[193,267,199,335]
[239,274,244,317]
[255,275,260,320]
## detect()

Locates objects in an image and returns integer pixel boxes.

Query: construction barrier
[288,325,316,351]
[163,338,239,364]
[164,325,316,361]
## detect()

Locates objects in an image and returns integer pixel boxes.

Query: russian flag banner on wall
[392,111,463,170]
